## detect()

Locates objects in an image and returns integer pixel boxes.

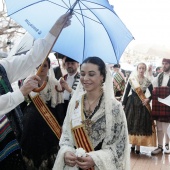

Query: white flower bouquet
[75,148,86,157]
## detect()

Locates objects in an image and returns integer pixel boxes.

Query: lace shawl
[129,75,151,92]
[53,95,130,170]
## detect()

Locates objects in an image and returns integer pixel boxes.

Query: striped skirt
[0,115,25,170]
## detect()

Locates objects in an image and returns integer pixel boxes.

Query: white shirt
[63,72,77,100]
[152,72,170,87]
[0,33,55,117]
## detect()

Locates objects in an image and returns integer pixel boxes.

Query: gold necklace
[84,93,102,116]
[137,76,144,85]
[82,92,103,136]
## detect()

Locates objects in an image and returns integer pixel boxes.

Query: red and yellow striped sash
[72,96,94,170]
[72,125,94,153]
[135,87,151,113]
[31,94,61,139]
[72,125,94,170]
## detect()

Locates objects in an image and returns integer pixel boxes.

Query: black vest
[158,72,170,87]
[64,72,80,100]
[0,64,23,141]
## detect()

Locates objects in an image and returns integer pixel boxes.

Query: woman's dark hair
[81,57,106,82]
[37,57,51,70]
[113,64,120,68]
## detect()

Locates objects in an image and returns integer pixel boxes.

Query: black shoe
[131,147,135,152]
[151,147,163,155]
[135,150,140,154]
[165,144,169,150]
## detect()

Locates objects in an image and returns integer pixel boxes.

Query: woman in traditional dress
[122,62,155,154]
[53,57,129,170]
[21,58,64,169]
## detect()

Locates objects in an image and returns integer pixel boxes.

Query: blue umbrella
[5,0,133,64]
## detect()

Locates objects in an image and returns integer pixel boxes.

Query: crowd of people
[112,59,170,155]
[0,12,170,170]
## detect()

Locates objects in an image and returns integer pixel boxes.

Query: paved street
[131,146,170,170]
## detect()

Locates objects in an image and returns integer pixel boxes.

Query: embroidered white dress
[53,93,130,170]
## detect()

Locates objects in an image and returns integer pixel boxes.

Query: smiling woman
[53,57,130,170]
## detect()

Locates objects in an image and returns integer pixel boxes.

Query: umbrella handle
[33,81,47,92]
[55,85,64,92]
[32,59,47,92]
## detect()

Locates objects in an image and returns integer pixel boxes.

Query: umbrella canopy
[5,0,133,63]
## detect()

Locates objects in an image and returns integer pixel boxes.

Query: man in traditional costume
[112,64,126,98]
[0,13,72,169]
[53,52,67,80]
[60,57,80,117]
[154,66,162,77]
[151,58,170,155]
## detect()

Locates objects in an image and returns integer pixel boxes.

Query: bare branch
[0,1,25,52]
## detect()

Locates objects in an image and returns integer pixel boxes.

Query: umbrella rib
[47,0,71,9]
[8,0,71,16]
[51,0,107,25]
[51,0,70,8]
[72,11,101,24]
[7,0,46,16]
[9,0,103,26]
[77,1,86,62]
[81,0,114,12]
[51,1,103,24]
[80,0,118,63]
[68,0,72,8]
[82,0,121,20]
[48,1,72,10]
[73,13,84,27]
[48,0,83,26]
[74,8,105,10]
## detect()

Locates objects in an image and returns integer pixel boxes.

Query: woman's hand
[76,155,95,170]
[122,105,125,110]
[20,75,41,96]
[60,78,72,93]
[148,65,153,76]
[142,98,150,106]
[64,151,77,167]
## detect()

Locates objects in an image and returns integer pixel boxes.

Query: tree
[0,0,25,53]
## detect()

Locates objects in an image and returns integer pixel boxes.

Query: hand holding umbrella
[49,13,73,36]
[33,12,73,92]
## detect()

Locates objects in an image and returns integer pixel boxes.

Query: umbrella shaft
[70,0,79,13]
[37,0,79,76]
